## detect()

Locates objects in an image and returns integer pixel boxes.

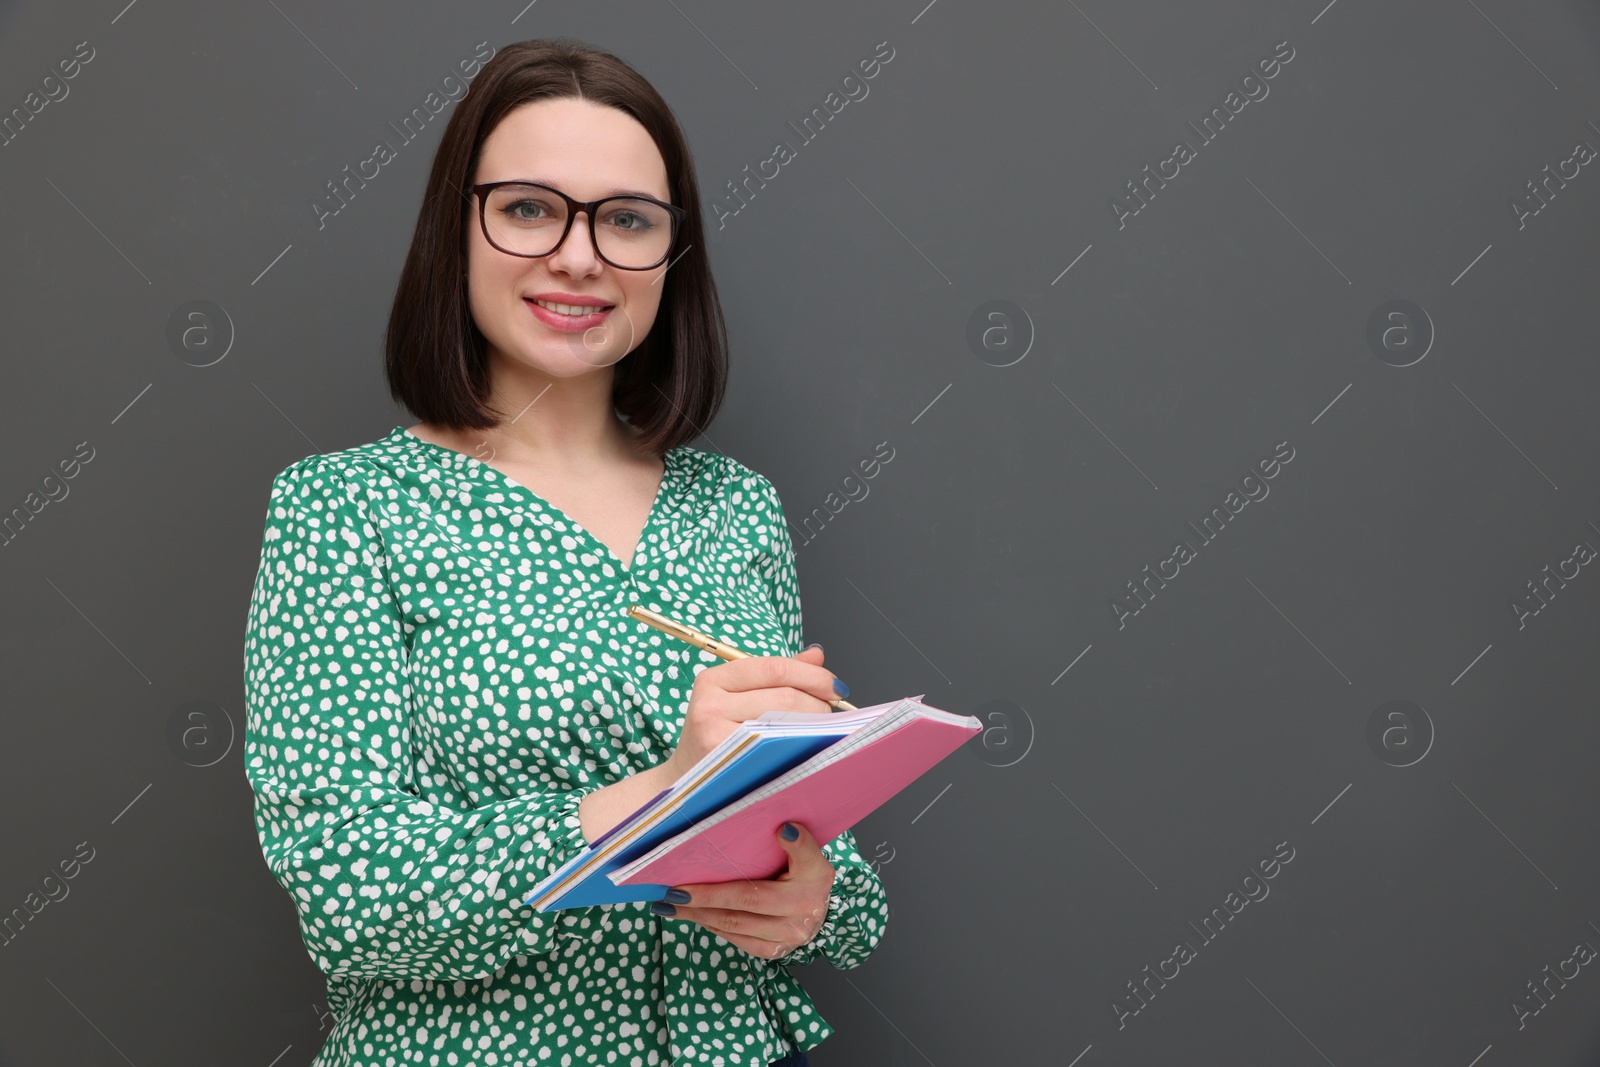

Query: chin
[510,343,624,376]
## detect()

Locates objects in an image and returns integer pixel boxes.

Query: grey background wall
[3,0,1600,1064]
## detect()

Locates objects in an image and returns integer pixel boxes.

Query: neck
[479,355,646,469]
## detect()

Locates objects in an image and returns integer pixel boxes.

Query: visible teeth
[532,298,609,316]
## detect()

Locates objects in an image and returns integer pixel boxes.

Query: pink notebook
[610,701,979,888]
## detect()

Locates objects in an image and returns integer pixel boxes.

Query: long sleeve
[748,473,891,970]
[242,458,603,983]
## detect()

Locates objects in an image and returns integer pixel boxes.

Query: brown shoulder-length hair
[385,38,727,456]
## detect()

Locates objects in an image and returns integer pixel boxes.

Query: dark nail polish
[832,678,850,698]
[804,642,822,653]
[650,900,677,916]
[664,887,691,904]
[781,822,799,841]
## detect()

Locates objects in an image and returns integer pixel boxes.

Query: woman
[242,37,888,1067]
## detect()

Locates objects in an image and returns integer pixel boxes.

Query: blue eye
[506,201,550,221]
[606,210,655,232]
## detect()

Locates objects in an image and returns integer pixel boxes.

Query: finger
[695,683,838,726]
[795,643,824,667]
[692,896,830,950]
[664,877,798,918]
[773,821,834,879]
[663,825,831,912]
[667,903,817,947]
[710,655,848,706]
[686,685,835,729]
[726,685,836,719]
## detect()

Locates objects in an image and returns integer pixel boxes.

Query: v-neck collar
[391,424,694,577]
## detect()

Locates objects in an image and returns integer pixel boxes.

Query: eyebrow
[502,178,666,200]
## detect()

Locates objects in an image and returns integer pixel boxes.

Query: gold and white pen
[625,603,858,711]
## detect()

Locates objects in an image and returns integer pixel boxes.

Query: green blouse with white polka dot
[242,425,889,1066]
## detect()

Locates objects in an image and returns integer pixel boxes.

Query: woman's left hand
[652,821,835,961]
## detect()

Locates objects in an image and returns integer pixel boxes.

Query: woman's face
[466,96,673,378]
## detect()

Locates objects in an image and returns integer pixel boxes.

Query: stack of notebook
[522,695,980,912]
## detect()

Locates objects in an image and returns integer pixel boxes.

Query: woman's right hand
[660,645,848,782]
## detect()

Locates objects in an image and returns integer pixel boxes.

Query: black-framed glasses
[467,180,687,270]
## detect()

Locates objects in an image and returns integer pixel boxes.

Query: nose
[550,210,603,271]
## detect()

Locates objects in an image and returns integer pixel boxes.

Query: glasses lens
[482,185,674,268]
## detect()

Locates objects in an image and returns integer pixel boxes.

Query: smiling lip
[524,296,614,332]
[528,292,613,307]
